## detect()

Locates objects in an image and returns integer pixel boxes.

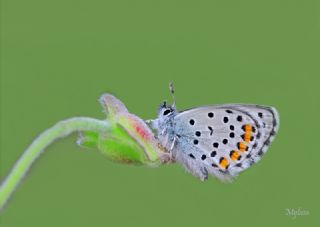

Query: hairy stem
[0,117,111,210]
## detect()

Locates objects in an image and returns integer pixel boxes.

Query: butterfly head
[158,101,176,117]
[149,82,177,135]
[149,101,176,133]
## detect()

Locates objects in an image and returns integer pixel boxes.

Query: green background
[1,0,319,226]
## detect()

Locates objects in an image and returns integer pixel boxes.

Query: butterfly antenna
[169,81,176,108]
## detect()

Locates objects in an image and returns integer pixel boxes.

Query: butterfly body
[150,101,279,182]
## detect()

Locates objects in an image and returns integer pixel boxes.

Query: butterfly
[149,83,279,182]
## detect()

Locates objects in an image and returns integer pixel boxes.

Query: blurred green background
[1,0,319,226]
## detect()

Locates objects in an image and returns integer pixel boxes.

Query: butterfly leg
[145,119,153,124]
[166,136,178,162]
[169,136,177,151]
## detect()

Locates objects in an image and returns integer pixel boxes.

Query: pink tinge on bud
[99,93,128,117]
[97,93,168,164]
[134,124,149,141]
[117,112,155,144]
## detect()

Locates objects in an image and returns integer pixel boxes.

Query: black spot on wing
[223,117,229,123]
[237,115,243,122]
[211,151,217,157]
[235,163,242,167]
[189,153,195,159]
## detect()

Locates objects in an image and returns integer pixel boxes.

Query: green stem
[0,117,111,211]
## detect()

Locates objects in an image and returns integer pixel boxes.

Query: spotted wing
[173,104,279,180]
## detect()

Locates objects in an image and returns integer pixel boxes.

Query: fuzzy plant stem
[0,117,111,210]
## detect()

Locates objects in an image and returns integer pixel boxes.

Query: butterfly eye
[163,109,171,116]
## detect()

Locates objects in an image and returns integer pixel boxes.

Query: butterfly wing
[173,104,279,181]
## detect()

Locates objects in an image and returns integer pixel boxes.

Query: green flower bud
[78,94,169,166]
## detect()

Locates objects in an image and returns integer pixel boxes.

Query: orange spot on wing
[244,133,251,142]
[244,124,252,142]
[245,124,252,133]
[219,157,229,169]
[230,151,239,161]
[239,142,247,152]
